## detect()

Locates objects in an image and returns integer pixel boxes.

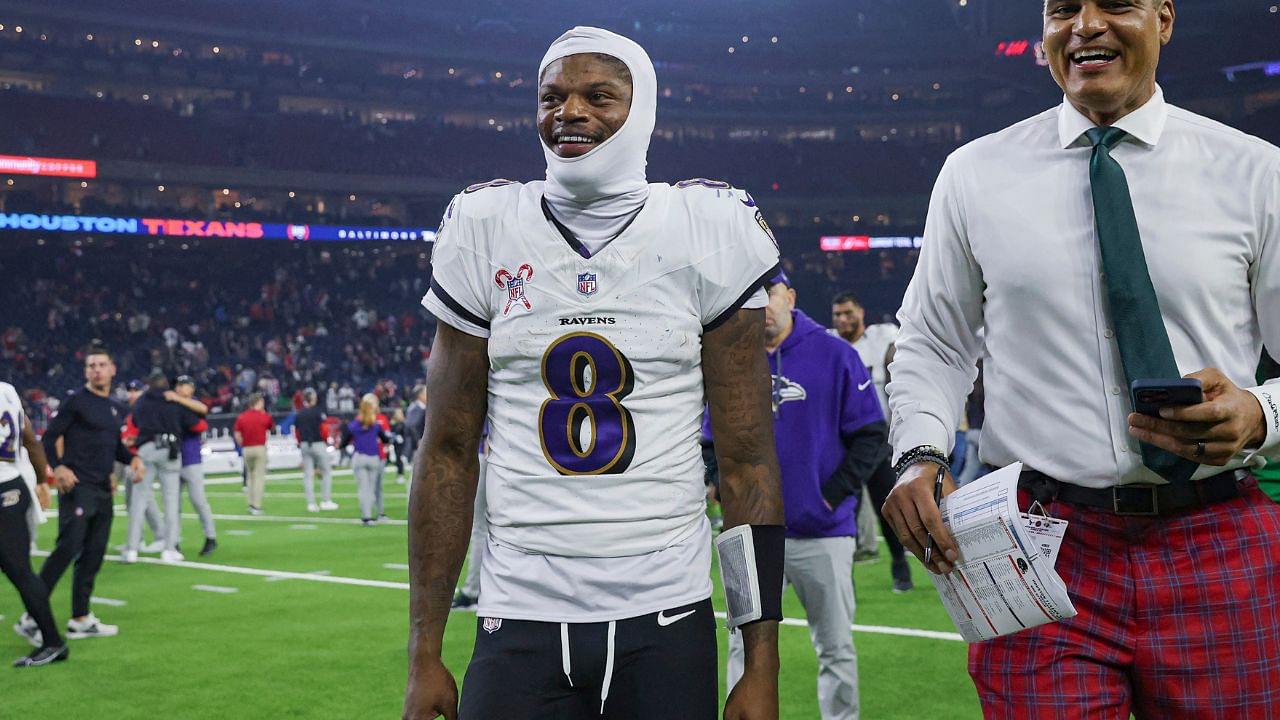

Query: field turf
[1,467,980,718]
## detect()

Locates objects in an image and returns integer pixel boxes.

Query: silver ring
[1194,440,1206,458]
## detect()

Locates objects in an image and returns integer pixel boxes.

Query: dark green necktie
[1086,127,1196,484]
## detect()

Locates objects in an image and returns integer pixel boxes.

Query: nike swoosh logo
[657,609,696,627]
[858,380,873,391]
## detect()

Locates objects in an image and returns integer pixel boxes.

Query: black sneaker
[13,644,69,667]
[199,538,218,557]
[451,592,478,611]
[891,557,914,594]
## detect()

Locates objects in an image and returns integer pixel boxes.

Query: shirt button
[1104,329,1115,339]
[1120,447,1129,453]
[1111,387,1121,395]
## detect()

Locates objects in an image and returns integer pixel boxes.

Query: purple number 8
[538,333,636,475]
[0,411,16,463]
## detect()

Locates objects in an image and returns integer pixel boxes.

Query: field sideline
[2,468,981,718]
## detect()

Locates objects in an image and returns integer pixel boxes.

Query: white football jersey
[0,382,24,482]
[851,323,900,416]
[423,179,780,621]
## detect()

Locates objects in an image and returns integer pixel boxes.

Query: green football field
[1,467,980,719]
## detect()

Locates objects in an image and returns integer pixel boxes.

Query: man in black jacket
[20,348,141,642]
[294,389,336,512]
[124,371,202,564]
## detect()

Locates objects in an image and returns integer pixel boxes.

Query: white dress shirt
[888,87,1280,488]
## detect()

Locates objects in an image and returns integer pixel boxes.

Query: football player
[404,26,785,720]
[1,381,68,666]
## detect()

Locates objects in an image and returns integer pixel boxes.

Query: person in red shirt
[233,394,274,515]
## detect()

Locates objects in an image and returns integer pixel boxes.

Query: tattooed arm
[702,307,784,720]
[404,324,489,720]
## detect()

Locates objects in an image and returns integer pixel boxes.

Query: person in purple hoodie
[341,393,393,526]
[716,270,887,720]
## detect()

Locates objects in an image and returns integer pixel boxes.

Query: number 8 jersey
[423,179,779,622]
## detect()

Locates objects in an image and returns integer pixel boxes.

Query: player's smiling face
[538,53,633,159]
[1043,0,1173,125]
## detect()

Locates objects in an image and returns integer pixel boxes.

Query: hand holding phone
[1130,378,1204,417]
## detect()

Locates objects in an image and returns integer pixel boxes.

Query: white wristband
[1245,385,1280,458]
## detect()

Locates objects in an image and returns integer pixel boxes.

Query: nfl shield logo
[577,272,598,297]
[482,617,502,634]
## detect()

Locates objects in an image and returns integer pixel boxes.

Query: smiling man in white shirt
[882,1,1280,718]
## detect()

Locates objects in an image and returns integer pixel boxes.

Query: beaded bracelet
[893,444,950,479]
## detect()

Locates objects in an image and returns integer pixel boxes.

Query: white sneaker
[120,550,138,564]
[13,613,41,648]
[319,501,339,511]
[247,506,263,516]
[160,549,185,563]
[142,540,165,554]
[306,503,319,513]
[67,613,118,639]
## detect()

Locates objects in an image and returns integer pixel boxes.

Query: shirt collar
[1057,84,1168,149]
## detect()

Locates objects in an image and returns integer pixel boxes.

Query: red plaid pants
[969,477,1280,719]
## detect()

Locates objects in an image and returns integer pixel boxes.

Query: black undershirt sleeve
[820,420,890,509]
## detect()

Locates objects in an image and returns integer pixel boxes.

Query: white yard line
[202,492,407,500]
[192,584,239,594]
[204,470,358,485]
[265,570,332,583]
[96,509,409,526]
[28,551,963,642]
[90,596,127,607]
[382,563,410,571]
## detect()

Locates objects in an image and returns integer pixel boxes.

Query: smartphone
[1130,378,1204,416]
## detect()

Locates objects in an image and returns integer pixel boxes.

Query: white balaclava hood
[538,26,656,249]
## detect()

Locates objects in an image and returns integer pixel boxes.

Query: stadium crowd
[0,237,437,425]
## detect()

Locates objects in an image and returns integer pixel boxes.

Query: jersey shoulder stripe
[451,179,525,222]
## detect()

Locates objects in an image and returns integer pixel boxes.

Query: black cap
[126,379,144,391]
[175,375,195,386]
